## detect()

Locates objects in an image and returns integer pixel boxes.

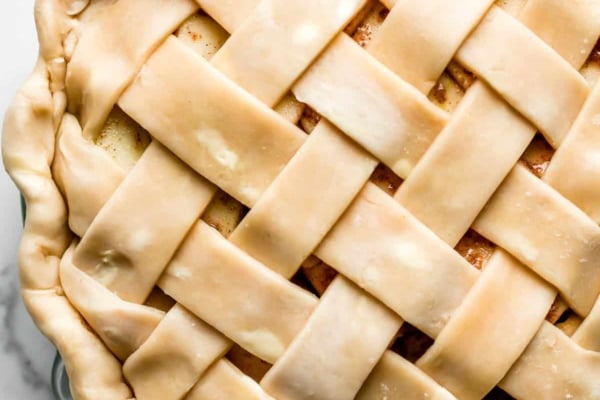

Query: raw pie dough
[4,0,600,399]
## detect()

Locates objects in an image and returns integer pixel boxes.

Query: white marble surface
[0,1,58,399]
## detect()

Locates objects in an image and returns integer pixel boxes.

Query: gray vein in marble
[0,264,51,394]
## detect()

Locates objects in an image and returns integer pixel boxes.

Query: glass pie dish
[52,353,71,400]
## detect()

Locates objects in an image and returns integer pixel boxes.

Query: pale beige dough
[6,0,600,399]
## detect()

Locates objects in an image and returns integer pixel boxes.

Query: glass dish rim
[52,352,71,400]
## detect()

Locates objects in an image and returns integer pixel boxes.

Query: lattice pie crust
[4,0,600,399]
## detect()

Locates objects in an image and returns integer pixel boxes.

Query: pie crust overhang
[4,0,600,399]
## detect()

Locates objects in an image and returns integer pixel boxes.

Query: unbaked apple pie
[4,0,600,399]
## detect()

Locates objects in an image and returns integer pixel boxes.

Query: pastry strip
[186,359,275,400]
[193,0,260,32]
[500,322,600,399]
[292,34,448,178]
[356,352,456,400]
[519,0,600,69]
[60,248,164,361]
[211,0,369,105]
[417,250,556,399]
[316,183,478,338]
[123,304,230,400]
[66,0,198,138]
[573,297,600,352]
[545,81,600,223]
[472,165,600,315]
[158,221,318,363]
[260,277,402,400]
[53,114,126,236]
[229,120,377,278]
[72,142,215,303]
[395,82,534,246]
[456,6,589,147]
[369,0,494,94]
[119,36,306,207]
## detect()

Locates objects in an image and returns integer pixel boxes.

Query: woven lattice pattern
[5,0,600,399]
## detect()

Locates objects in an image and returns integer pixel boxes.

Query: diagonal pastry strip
[415,250,557,399]
[472,164,600,315]
[456,6,589,147]
[395,81,535,245]
[59,248,165,361]
[66,0,199,139]
[123,304,231,400]
[72,141,216,303]
[210,0,370,105]
[157,220,319,364]
[227,120,378,278]
[370,0,496,93]
[185,358,276,400]
[292,34,449,179]
[53,114,127,236]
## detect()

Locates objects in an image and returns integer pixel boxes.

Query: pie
[4,0,600,399]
